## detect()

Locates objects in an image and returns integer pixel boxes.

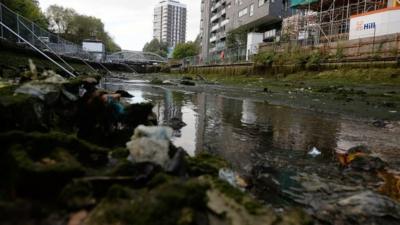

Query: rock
[180,80,196,86]
[316,191,400,224]
[186,153,229,176]
[165,147,187,176]
[15,81,62,105]
[115,90,133,98]
[349,155,387,171]
[162,80,174,85]
[43,74,67,84]
[182,76,193,80]
[110,161,162,185]
[372,120,387,128]
[168,117,187,130]
[252,173,281,199]
[67,210,88,225]
[347,145,370,154]
[126,125,173,169]
[150,78,163,85]
[84,178,209,225]
[263,88,272,93]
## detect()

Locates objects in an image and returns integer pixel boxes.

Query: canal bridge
[107,51,167,65]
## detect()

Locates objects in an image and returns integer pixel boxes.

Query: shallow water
[106,79,400,206]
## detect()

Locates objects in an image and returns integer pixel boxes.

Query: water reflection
[107,82,400,171]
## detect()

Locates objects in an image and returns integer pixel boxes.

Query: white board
[349,8,400,40]
[82,42,105,53]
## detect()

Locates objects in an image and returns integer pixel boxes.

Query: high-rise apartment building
[200,0,292,60]
[153,0,187,47]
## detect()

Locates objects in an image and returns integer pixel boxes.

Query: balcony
[210,35,217,42]
[220,19,229,27]
[211,1,222,12]
[211,23,220,32]
[210,13,219,22]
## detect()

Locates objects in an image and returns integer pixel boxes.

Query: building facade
[200,0,292,60]
[153,0,187,47]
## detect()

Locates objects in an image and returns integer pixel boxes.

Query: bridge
[107,50,167,65]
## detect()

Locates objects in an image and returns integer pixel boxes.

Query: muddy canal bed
[105,76,400,221]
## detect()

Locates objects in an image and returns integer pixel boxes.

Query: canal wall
[181,60,399,76]
[259,34,400,61]
[180,34,400,76]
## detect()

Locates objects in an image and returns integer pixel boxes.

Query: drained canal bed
[106,77,400,220]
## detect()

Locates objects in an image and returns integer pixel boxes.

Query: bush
[305,49,330,70]
[253,51,275,67]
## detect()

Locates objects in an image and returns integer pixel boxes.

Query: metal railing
[0,3,93,60]
[183,44,255,66]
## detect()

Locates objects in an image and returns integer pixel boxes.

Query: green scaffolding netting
[291,0,319,7]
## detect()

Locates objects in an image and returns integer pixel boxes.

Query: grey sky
[38,0,201,51]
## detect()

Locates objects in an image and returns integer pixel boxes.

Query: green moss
[0,85,17,96]
[85,178,210,225]
[147,173,174,189]
[243,201,264,215]
[106,185,135,200]
[212,177,245,204]
[109,148,130,160]
[210,177,264,215]
[59,180,95,209]
[0,131,109,168]
[186,153,229,176]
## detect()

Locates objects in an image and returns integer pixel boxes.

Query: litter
[308,147,321,157]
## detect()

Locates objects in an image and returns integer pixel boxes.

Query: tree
[46,5,76,34]
[172,42,199,59]
[143,39,168,57]
[226,27,248,49]
[0,0,48,27]
[45,5,121,52]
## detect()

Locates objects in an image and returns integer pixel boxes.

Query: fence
[183,45,253,67]
[0,3,93,60]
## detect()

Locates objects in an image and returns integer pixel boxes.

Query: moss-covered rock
[84,178,210,225]
[186,153,230,176]
[0,131,109,199]
[0,90,49,132]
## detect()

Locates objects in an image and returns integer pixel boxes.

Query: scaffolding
[283,0,389,45]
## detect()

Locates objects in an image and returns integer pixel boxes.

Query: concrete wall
[259,33,400,60]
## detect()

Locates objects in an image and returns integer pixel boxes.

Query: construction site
[282,0,399,44]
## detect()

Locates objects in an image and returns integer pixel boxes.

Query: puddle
[106,80,400,206]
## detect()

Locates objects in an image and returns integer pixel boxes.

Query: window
[238,7,248,17]
[250,4,254,16]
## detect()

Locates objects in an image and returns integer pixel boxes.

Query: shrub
[253,51,275,67]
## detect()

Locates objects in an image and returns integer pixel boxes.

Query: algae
[187,153,230,176]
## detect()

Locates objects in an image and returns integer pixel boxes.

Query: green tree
[226,27,247,49]
[143,39,169,57]
[172,42,199,59]
[0,0,47,26]
[46,5,76,34]
[45,5,121,52]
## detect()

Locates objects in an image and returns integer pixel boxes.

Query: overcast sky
[38,0,201,51]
